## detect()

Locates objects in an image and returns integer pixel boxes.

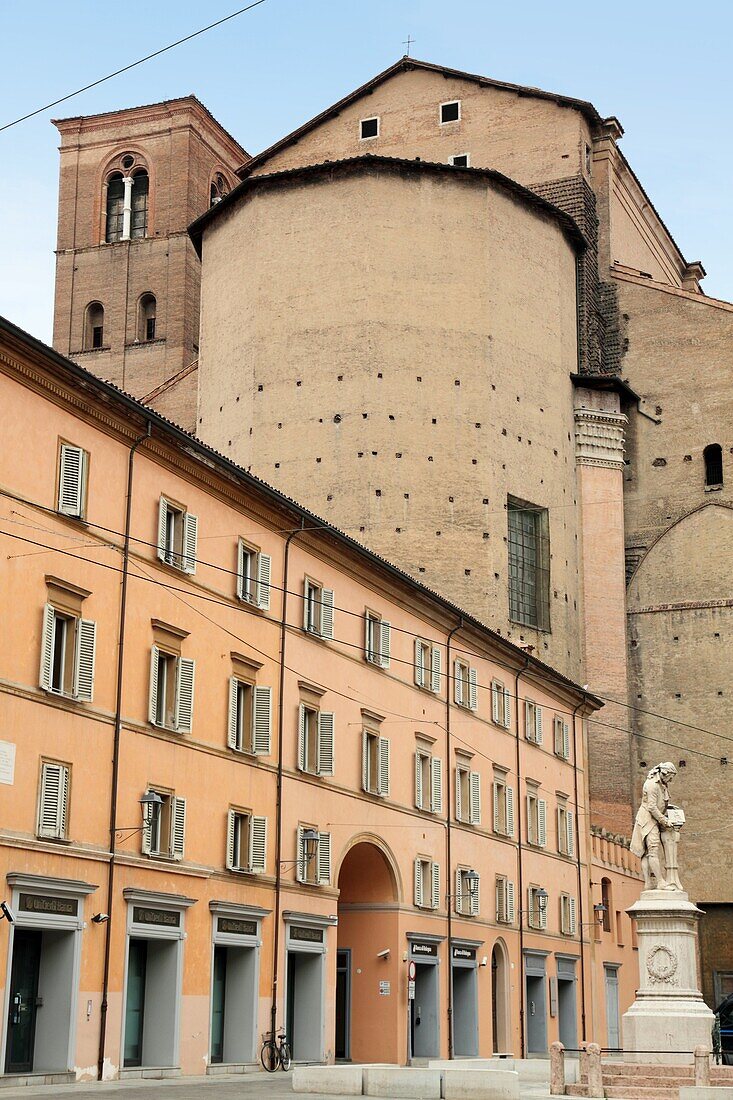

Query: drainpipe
[445,618,462,1060]
[515,654,530,1059]
[97,421,151,1081]
[572,696,589,1046]
[270,521,306,1045]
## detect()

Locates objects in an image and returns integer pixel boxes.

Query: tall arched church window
[84,302,105,350]
[130,170,149,239]
[138,293,157,342]
[210,172,229,207]
[105,174,125,242]
[704,443,723,489]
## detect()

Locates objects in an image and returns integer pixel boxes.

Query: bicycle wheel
[261,1040,279,1072]
[279,1042,292,1071]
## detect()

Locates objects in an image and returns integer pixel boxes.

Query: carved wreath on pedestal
[647,945,678,985]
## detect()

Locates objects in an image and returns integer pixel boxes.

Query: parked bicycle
[260,1027,292,1072]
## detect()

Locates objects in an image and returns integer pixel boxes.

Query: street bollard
[694,1045,711,1087]
[550,1041,566,1095]
[586,1042,603,1099]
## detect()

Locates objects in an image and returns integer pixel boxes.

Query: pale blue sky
[1,0,731,343]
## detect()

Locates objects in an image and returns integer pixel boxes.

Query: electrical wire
[0,1,268,133]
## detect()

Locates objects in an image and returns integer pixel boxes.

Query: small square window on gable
[440,100,461,124]
[360,116,380,140]
[449,154,470,167]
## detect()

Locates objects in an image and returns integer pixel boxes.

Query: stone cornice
[574,407,627,469]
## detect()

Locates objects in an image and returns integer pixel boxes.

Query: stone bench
[362,1066,442,1098]
[292,1064,366,1095]
[680,1090,733,1100]
[442,1067,520,1100]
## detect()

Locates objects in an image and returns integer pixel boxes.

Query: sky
[1,0,732,344]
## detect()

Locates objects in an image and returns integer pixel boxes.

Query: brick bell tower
[52,98,247,430]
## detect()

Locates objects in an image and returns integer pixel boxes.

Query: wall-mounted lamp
[594,902,607,924]
[280,827,320,871]
[116,789,163,843]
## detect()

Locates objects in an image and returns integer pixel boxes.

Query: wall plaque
[132,906,180,928]
[411,941,437,957]
[452,946,476,961]
[218,917,257,937]
[19,893,77,917]
[290,925,324,943]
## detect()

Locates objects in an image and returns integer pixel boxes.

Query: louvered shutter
[557,806,565,853]
[175,657,195,733]
[249,815,267,874]
[415,639,425,687]
[157,498,168,562]
[236,541,247,600]
[430,757,443,814]
[431,646,441,694]
[528,888,536,928]
[503,688,511,729]
[506,881,515,924]
[170,796,186,860]
[74,618,96,701]
[296,826,305,882]
[431,861,440,910]
[493,783,501,832]
[38,762,68,838]
[535,706,543,744]
[414,858,423,906]
[415,753,424,810]
[563,721,571,761]
[380,621,391,668]
[538,799,547,847]
[317,832,331,885]
[470,771,481,825]
[226,809,236,869]
[524,700,533,740]
[58,444,85,516]
[148,646,160,725]
[182,512,198,574]
[567,811,575,857]
[378,737,390,797]
[470,872,480,917]
[228,678,240,750]
[317,711,335,776]
[141,794,153,855]
[569,896,577,935]
[491,683,501,724]
[454,661,462,706]
[256,553,271,610]
[496,878,504,922]
[506,787,514,836]
[526,795,534,843]
[298,705,307,771]
[469,667,478,711]
[253,686,272,754]
[39,603,55,690]
[540,892,548,930]
[362,731,369,792]
[320,589,334,639]
[303,584,312,631]
[455,769,463,822]
[455,868,464,915]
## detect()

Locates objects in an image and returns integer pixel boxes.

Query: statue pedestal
[623,890,714,1063]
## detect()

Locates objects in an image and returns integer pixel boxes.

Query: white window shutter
[236,540,246,600]
[538,799,547,847]
[298,705,307,771]
[569,896,577,935]
[528,888,536,928]
[317,711,335,776]
[296,826,305,882]
[469,667,478,711]
[567,811,575,857]
[303,583,311,631]
[380,620,391,668]
[524,700,533,740]
[58,444,84,516]
[535,705,543,744]
[226,809,236,870]
[39,603,55,690]
[320,589,334,639]
[414,858,423,907]
[431,646,441,694]
[431,861,440,910]
[455,769,463,822]
[74,618,96,702]
[503,688,511,729]
[491,682,501,724]
[141,794,153,855]
[470,872,480,917]
[249,815,267,874]
[175,657,195,733]
[493,783,500,833]
[318,831,331,885]
[506,786,514,836]
[182,512,198,574]
[253,686,272,754]
[228,678,239,750]
[540,892,548,930]
[496,878,504,922]
[361,732,369,792]
[557,806,564,852]
[430,757,443,815]
[148,646,160,725]
[506,880,515,924]
[256,553,271,610]
[526,795,534,843]
[454,660,462,706]
[470,771,481,825]
[378,737,390,797]
[415,639,425,688]
[455,868,463,914]
[415,753,423,810]
[38,762,67,838]
[563,721,571,760]
[157,498,168,562]
[170,796,186,860]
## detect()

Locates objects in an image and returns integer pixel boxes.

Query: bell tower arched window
[84,302,105,350]
[704,443,723,489]
[210,172,229,207]
[130,171,149,238]
[105,174,125,243]
[138,294,157,342]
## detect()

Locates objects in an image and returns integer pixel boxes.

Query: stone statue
[630,762,685,891]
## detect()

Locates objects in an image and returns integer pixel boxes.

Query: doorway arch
[491,938,511,1054]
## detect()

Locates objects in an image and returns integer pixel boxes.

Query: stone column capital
[574,406,627,470]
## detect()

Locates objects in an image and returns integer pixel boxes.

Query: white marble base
[622,889,714,1063]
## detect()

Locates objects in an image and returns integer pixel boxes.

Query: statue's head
[653,761,677,784]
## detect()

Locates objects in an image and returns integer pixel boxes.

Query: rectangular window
[561,893,577,936]
[454,659,478,711]
[507,499,550,630]
[456,765,481,825]
[142,789,186,860]
[37,761,70,839]
[440,100,461,124]
[298,704,335,776]
[146,317,156,341]
[365,611,391,668]
[237,540,271,609]
[303,578,334,639]
[58,443,88,518]
[528,885,548,930]
[227,809,267,874]
[149,646,195,733]
[495,876,515,924]
[492,775,514,837]
[557,802,575,857]
[415,750,442,813]
[360,116,379,140]
[414,857,440,910]
[526,790,547,847]
[414,639,442,693]
[296,825,331,886]
[524,699,543,744]
[228,678,271,754]
[157,497,198,574]
[362,730,390,797]
[39,604,96,701]
[92,325,104,349]
[455,867,480,917]
[491,680,511,728]
[554,715,571,760]
[449,153,469,167]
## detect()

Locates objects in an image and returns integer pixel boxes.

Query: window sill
[73,346,111,356]
[705,485,723,492]
[125,338,167,350]
[35,834,72,845]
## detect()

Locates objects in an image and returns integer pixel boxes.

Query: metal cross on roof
[403,35,415,56]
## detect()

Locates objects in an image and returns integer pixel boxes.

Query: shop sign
[408,980,416,1000]
[132,906,180,928]
[452,947,476,961]
[19,893,77,917]
[411,941,437,957]
[218,917,257,937]
[290,925,324,944]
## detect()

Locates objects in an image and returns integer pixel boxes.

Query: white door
[605,966,620,1051]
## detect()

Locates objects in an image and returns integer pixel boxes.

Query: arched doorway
[336,839,400,1064]
[491,939,511,1054]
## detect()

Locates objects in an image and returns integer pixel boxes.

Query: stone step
[601,1065,694,1079]
[603,1086,680,1100]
